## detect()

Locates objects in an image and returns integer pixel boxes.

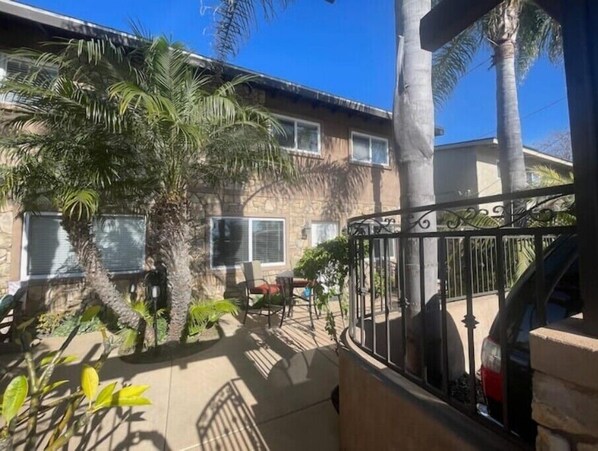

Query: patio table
[276,270,316,328]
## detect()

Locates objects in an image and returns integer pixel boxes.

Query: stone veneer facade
[530,315,598,451]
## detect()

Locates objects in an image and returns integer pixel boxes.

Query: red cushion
[250,283,280,295]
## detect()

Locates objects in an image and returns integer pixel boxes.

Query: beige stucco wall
[339,332,524,451]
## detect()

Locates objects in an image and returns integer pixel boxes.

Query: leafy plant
[295,235,349,350]
[117,297,166,353]
[0,307,151,450]
[35,311,68,336]
[187,299,238,337]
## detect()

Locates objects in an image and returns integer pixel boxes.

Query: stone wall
[530,315,598,450]
[0,206,13,291]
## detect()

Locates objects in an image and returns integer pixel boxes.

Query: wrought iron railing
[445,235,556,299]
[347,184,576,443]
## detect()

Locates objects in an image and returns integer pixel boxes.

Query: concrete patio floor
[1,307,342,450]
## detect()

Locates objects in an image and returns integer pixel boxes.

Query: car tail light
[481,336,503,402]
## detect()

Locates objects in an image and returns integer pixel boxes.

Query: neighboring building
[434,138,573,204]
[0,1,404,310]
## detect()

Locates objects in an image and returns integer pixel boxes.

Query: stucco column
[530,315,598,450]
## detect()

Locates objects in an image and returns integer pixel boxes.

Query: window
[351,132,389,166]
[273,115,320,154]
[22,214,146,279]
[0,53,58,104]
[311,222,339,246]
[526,170,539,186]
[211,217,285,268]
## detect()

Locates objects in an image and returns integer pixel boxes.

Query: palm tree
[0,41,156,336]
[433,0,562,195]
[212,0,437,373]
[111,36,294,342]
[393,0,437,374]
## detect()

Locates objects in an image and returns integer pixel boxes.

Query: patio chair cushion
[249,283,280,295]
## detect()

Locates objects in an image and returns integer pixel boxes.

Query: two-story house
[434,137,573,203]
[0,0,402,310]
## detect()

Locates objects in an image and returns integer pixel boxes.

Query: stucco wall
[339,332,524,451]
[434,147,478,203]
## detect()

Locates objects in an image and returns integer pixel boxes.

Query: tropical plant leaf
[432,24,482,107]
[93,381,118,410]
[187,299,238,336]
[81,305,102,323]
[94,384,151,410]
[214,0,293,60]
[2,375,28,424]
[81,365,99,402]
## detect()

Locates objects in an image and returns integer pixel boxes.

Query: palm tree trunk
[491,0,527,195]
[494,39,527,194]
[149,197,192,343]
[393,0,438,375]
[61,217,151,341]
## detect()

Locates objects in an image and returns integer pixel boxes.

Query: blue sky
[20,0,570,148]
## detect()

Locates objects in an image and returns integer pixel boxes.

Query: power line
[473,96,567,140]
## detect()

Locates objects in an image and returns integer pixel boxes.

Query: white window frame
[350,131,390,167]
[0,52,58,105]
[20,212,146,281]
[210,216,286,269]
[273,114,321,156]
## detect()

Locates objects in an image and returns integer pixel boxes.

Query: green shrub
[36,311,68,336]
[36,310,104,337]
[187,299,238,336]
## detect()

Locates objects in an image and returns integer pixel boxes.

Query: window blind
[25,215,145,277]
[252,220,284,264]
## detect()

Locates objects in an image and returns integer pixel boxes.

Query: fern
[187,299,238,337]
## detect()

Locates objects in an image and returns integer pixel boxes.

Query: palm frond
[516,2,562,80]
[214,0,292,60]
[187,299,238,336]
[432,24,483,107]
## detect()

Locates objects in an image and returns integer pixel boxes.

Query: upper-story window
[0,53,58,104]
[274,115,321,155]
[351,132,389,166]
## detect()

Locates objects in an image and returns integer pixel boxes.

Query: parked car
[480,234,581,441]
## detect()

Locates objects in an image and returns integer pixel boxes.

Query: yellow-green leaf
[115,385,149,399]
[96,385,151,410]
[2,375,28,424]
[81,306,101,323]
[93,382,117,410]
[81,365,99,402]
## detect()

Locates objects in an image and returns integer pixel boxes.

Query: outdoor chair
[242,261,288,328]
[0,287,27,343]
